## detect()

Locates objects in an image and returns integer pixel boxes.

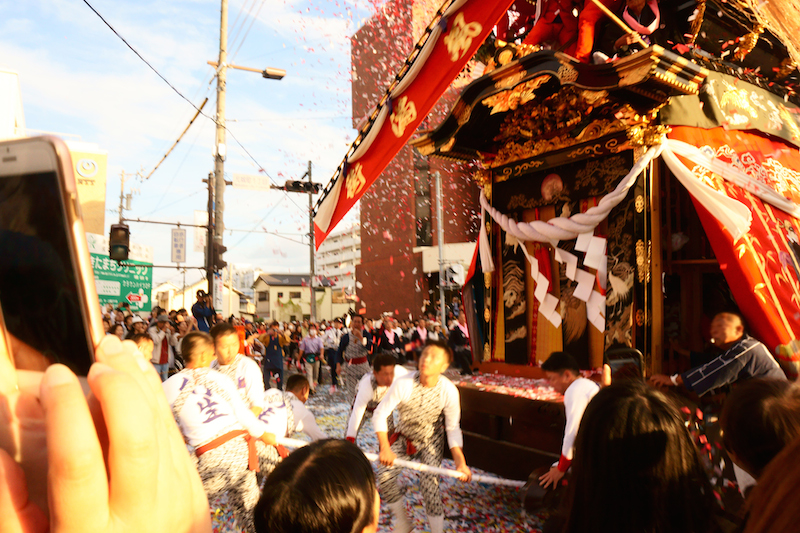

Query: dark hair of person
[372,353,396,373]
[541,352,580,375]
[743,434,800,533]
[108,324,124,336]
[720,379,800,479]
[130,333,152,346]
[714,310,747,333]
[420,340,453,364]
[180,332,214,364]
[351,315,363,326]
[286,374,310,394]
[561,380,717,533]
[209,321,238,340]
[255,439,376,533]
[271,321,279,327]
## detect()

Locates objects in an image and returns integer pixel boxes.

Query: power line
[81,0,307,215]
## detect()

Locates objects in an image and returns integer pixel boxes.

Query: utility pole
[213,0,228,305]
[118,171,137,223]
[307,160,316,321]
[435,171,446,328]
[206,172,215,304]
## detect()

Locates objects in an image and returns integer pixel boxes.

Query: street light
[263,67,286,80]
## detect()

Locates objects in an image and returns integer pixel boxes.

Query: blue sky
[1,0,371,287]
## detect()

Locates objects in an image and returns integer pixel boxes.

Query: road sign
[171,228,186,263]
[232,173,272,191]
[194,211,207,252]
[86,233,153,312]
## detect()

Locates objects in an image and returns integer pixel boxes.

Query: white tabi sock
[388,500,414,533]
[427,513,444,533]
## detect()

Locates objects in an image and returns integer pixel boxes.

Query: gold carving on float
[720,88,758,118]
[557,64,578,83]
[484,273,492,289]
[345,163,367,199]
[484,308,491,322]
[733,24,764,62]
[627,125,671,146]
[636,239,647,283]
[472,169,491,187]
[496,159,545,182]
[390,96,417,137]
[482,76,551,115]
[635,195,645,213]
[452,100,472,126]
[484,342,491,359]
[443,13,482,62]
[494,70,526,90]
[484,183,492,200]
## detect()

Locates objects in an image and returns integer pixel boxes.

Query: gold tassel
[688,0,706,44]
[775,57,797,80]
[733,24,764,61]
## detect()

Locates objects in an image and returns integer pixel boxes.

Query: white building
[315,223,360,293]
[252,274,351,323]
[153,278,255,321]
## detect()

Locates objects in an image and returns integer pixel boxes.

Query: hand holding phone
[0,334,211,533]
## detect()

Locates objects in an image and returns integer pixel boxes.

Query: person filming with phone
[149,314,179,382]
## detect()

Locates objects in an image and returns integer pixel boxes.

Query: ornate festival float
[314,0,800,480]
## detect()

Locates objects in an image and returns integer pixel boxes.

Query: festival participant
[164,331,283,532]
[324,318,345,392]
[374,341,471,533]
[339,315,371,403]
[376,316,403,363]
[449,312,473,375]
[554,381,728,533]
[299,325,324,394]
[521,0,580,54]
[254,439,379,533]
[346,353,409,443]
[539,351,600,489]
[650,311,786,395]
[260,374,328,442]
[410,318,429,366]
[210,321,265,416]
[260,321,285,390]
[720,379,800,492]
[148,314,179,382]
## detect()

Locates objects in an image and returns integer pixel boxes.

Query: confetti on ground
[211,366,543,532]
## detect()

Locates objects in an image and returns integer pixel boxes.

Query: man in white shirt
[374,341,472,533]
[259,374,328,442]
[148,315,178,381]
[539,351,600,489]
[209,321,286,480]
[323,318,346,392]
[346,353,408,443]
[163,331,284,532]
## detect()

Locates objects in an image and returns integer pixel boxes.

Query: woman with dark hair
[720,379,800,487]
[254,439,379,533]
[742,434,800,533]
[555,380,724,533]
[107,323,125,340]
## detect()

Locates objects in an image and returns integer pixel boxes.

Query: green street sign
[86,233,153,312]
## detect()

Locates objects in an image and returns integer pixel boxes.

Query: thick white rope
[277,437,526,488]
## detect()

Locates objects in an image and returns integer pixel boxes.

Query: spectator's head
[181,331,215,368]
[156,314,170,331]
[102,316,111,333]
[563,381,714,533]
[131,315,146,334]
[308,324,318,337]
[351,315,363,331]
[418,318,426,329]
[178,308,188,317]
[721,379,800,479]
[710,311,745,349]
[286,374,311,403]
[742,434,800,533]
[541,352,580,394]
[209,321,240,365]
[458,312,466,326]
[196,290,206,302]
[124,315,133,328]
[108,324,124,340]
[418,341,452,379]
[270,321,279,332]
[373,354,397,387]
[168,310,177,320]
[334,318,343,330]
[130,333,153,359]
[255,439,379,533]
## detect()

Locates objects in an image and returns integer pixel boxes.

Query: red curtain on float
[668,126,800,378]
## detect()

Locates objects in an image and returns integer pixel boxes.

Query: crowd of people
[5,302,800,533]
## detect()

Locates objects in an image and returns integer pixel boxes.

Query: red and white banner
[313,0,516,247]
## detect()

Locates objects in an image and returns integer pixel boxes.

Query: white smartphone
[0,136,104,375]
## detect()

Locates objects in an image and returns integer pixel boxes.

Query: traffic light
[283,180,321,193]
[109,224,130,262]
[212,242,228,271]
